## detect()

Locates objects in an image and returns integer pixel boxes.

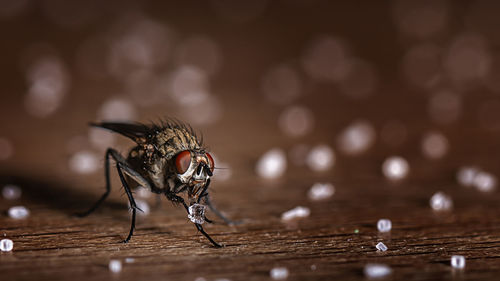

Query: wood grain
[1,155,500,281]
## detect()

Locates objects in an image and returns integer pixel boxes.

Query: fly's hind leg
[114,161,139,243]
[75,148,116,217]
[77,148,153,243]
[113,151,154,243]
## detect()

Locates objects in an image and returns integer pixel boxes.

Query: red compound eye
[175,151,192,174]
[206,153,215,172]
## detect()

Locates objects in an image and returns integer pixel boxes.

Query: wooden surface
[2,1,500,280]
[2,121,500,281]
[2,154,500,281]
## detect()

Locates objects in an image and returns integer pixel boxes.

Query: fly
[76,119,235,247]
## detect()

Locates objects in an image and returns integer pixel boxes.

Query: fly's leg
[195,180,214,224]
[168,192,222,248]
[196,179,210,204]
[197,179,241,226]
[75,148,115,217]
[77,148,153,243]
[115,161,138,243]
[195,223,221,248]
[204,194,241,225]
[112,150,153,243]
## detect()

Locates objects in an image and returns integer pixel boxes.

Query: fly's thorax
[128,146,143,159]
[127,146,145,169]
[154,127,202,160]
[148,157,167,189]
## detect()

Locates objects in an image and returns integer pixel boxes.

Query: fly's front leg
[168,191,222,248]
[196,180,214,224]
[203,194,241,225]
[197,179,240,225]
[195,223,221,248]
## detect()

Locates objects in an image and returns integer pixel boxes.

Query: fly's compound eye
[206,152,215,173]
[175,150,192,174]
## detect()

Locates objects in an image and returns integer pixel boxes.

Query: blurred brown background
[1,0,500,280]
[2,0,500,174]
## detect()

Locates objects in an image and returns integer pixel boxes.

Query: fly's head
[173,149,215,199]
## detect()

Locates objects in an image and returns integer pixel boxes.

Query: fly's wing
[90,122,151,143]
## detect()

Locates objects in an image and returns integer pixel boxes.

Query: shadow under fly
[76,119,236,247]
